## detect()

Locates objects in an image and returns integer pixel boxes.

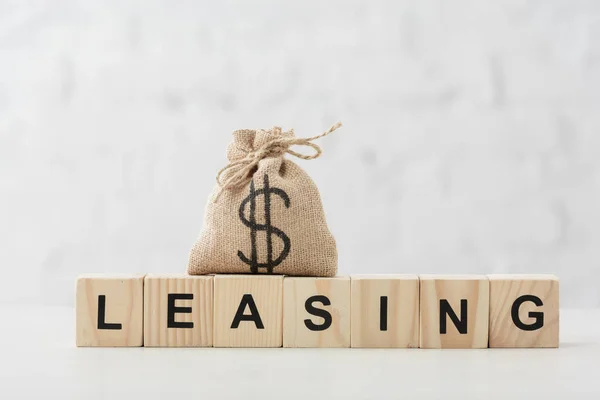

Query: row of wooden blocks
[76,274,559,348]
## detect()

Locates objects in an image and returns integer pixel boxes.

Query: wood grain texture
[419,275,489,349]
[283,277,350,348]
[213,275,283,348]
[489,274,559,348]
[76,274,144,347]
[351,275,419,348]
[144,274,213,347]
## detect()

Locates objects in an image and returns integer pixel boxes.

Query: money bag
[187,123,341,277]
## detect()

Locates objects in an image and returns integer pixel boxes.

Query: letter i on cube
[350,275,419,348]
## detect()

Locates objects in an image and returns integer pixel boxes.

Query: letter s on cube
[283,277,350,348]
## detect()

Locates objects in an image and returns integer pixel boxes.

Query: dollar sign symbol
[238,174,291,274]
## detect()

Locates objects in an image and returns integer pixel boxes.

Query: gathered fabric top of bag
[214,122,342,201]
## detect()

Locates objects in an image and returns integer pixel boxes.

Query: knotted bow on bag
[215,122,342,200]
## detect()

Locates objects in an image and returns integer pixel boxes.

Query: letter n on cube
[419,275,489,349]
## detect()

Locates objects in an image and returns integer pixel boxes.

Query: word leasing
[75,273,559,348]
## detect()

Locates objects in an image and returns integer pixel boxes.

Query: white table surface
[1,306,598,400]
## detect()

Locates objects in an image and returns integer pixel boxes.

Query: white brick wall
[1,0,599,307]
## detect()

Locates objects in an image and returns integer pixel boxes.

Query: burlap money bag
[187,123,341,277]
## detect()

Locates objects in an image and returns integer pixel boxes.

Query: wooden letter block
[144,274,213,347]
[76,274,144,347]
[489,274,559,348]
[420,275,489,349]
[283,277,350,348]
[351,275,419,348]
[213,275,283,347]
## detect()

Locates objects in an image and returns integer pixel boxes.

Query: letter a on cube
[213,275,283,347]
[419,275,489,349]
[488,274,559,348]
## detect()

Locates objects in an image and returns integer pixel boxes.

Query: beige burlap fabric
[187,123,341,277]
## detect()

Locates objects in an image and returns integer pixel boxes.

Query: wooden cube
[76,274,144,347]
[489,274,559,348]
[143,274,213,347]
[283,277,350,348]
[420,275,489,349]
[351,275,419,348]
[213,275,283,347]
